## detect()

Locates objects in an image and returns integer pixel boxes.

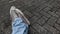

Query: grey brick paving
[37,17,46,26]
[54,23,60,31]
[29,27,39,34]
[57,18,60,24]
[47,17,57,26]
[32,23,47,34]
[43,23,60,34]
[0,0,60,34]
[40,11,51,18]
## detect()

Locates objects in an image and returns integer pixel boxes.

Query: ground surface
[0,0,60,34]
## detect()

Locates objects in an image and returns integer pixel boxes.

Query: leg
[12,18,28,34]
[10,6,30,34]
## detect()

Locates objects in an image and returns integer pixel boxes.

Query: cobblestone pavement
[0,0,60,34]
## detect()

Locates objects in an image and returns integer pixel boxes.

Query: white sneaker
[10,6,30,25]
[10,6,18,21]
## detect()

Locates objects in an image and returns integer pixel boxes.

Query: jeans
[12,18,28,34]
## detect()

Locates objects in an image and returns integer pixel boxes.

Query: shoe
[10,6,30,25]
[10,6,18,21]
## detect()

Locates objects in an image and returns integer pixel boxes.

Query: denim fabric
[12,18,28,34]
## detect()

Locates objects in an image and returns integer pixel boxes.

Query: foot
[10,6,30,25]
[10,6,18,21]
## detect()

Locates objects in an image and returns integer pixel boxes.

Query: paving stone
[56,9,60,16]
[43,23,60,34]
[29,16,40,24]
[29,27,39,34]
[51,1,60,7]
[43,7,51,12]
[40,11,51,18]
[0,30,5,34]
[23,10,33,18]
[32,12,42,17]
[57,19,60,24]
[38,4,47,11]
[48,11,59,18]
[54,23,60,31]
[47,17,57,26]
[36,16,48,26]
[37,17,46,25]
[32,23,47,34]
[46,31,53,34]
[26,0,48,11]
[46,0,55,4]
[4,26,11,34]
[49,7,57,12]
[56,11,60,16]
[42,16,48,20]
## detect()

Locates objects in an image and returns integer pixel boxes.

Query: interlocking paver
[40,11,51,18]
[57,18,60,24]
[32,23,47,34]
[54,23,60,31]
[43,23,60,34]
[37,17,46,25]
[47,17,57,26]
[0,0,60,34]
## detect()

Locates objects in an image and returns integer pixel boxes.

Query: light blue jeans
[12,18,28,34]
